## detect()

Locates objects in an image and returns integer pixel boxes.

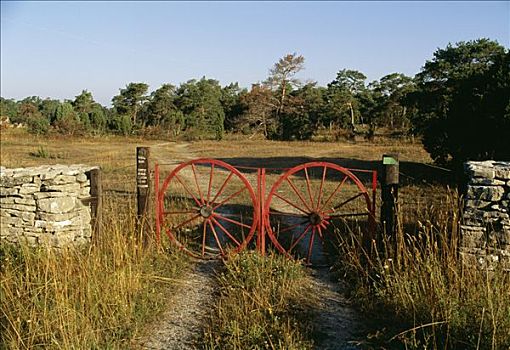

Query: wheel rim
[159,159,258,259]
[265,162,373,264]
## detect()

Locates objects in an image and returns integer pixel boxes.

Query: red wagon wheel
[158,159,258,259]
[264,162,373,264]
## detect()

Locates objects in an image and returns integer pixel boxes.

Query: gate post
[136,146,151,245]
[89,168,102,241]
[154,162,161,245]
[381,154,399,238]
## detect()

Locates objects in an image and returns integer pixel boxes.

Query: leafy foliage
[410,39,509,165]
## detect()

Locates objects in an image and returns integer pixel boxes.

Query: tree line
[1,38,509,165]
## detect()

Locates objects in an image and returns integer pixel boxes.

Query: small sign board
[383,156,398,165]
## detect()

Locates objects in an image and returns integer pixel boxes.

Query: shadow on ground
[215,156,454,186]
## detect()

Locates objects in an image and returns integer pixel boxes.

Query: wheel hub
[199,205,213,218]
[308,212,322,226]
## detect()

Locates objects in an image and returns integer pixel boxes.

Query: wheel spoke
[307,227,316,263]
[285,177,313,212]
[320,175,348,211]
[174,174,202,207]
[329,192,365,212]
[316,225,324,241]
[163,210,197,216]
[210,171,234,204]
[201,221,207,257]
[273,192,309,215]
[303,167,315,210]
[212,187,246,211]
[208,220,224,256]
[328,212,369,218]
[191,164,205,205]
[213,213,251,229]
[207,163,215,204]
[316,166,327,210]
[277,221,309,234]
[171,213,202,231]
[288,224,312,252]
[211,217,241,247]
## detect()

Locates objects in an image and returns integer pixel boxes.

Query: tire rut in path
[136,260,221,350]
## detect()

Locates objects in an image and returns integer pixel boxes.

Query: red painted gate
[155,159,377,264]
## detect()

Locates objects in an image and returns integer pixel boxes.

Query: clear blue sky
[1,1,509,106]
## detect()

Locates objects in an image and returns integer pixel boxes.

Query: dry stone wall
[0,165,99,248]
[461,161,510,269]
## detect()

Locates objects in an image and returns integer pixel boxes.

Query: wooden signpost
[381,154,399,237]
[136,147,151,244]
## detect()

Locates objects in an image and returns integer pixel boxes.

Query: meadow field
[1,129,509,349]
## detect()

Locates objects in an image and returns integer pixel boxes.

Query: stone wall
[0,165,99,247]
[461,161,510,269]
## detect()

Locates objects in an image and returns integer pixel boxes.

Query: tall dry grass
[0,195,188,349]
[204,251,314,350]
[336,190,510,349]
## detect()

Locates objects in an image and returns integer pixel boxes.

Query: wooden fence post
[381,154,399,237]
[89,167,102,240]
[136,147,151,244]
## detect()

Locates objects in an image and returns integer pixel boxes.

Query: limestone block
[465,161,495,179]
[37,197,75,214]
[35,219,73,230]
[461,225,486,248]
[34,192,67,199]
[50,232,75,247]
[1,203,37,212]
[43,175,77,186]
[500,229,510,245]
[464,199,491,209]
[469,178,505,186]
[76,173,88,183]
[483,211,509,221]
[467,186,504,202]
[42,183,81,193]
[19,184,40,195]
[13,197,37,206]
[0,187,19,196]
[82,227,92,238]
[19,235,38,246]
[40,171,60,181]
[79,208,92,224]
[37,211,79,222]
[0,175,33,187]
[1,216,23,226]
[495,165,510,180]
[78,187,91,198]
[74,236,91,245]
[0,197,16,204]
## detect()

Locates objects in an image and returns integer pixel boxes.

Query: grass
[0,129,191,349]
[3,129,507,349]
[203,251,314,350]
[334,190,510,349]
[0,194,189,349]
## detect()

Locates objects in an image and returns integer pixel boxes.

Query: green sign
[383,156,398,165]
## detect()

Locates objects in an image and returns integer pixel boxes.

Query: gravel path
[136,261,221,350]
[308,267,363,350]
